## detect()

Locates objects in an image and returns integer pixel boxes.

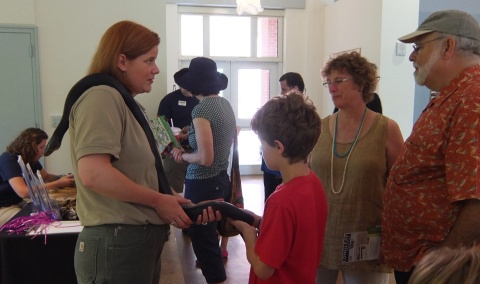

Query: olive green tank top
[310,114,392,272]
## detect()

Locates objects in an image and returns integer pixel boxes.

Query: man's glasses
[323,77,352,88]
[412,37,444,53]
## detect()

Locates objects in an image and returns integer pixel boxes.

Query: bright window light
[181,15,203,56]
[238,69,267,118]
[210,16,251,57]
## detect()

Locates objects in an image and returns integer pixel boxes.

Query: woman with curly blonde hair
[311,52,404,283]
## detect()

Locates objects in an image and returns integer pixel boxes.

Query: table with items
[0,187,80,284]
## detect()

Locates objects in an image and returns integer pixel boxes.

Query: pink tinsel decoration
[0,211,57,244]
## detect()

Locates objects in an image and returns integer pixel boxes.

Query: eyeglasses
[323,77,352,88]
[412,37,444,53]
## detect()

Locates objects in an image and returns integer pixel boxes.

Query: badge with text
[342,226,381,263]
[178,100,187,106]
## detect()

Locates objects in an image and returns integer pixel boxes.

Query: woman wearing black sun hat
[171,57,237,284]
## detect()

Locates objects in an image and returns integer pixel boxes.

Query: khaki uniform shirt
[69,85,164,226]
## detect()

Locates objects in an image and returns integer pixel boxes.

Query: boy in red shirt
[232,92,328,283]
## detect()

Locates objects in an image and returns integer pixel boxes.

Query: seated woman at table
[0,127,75,226]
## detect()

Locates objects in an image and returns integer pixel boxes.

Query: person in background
[69,21,216,284]
[157,72,199,193]
[382,10,480,284]
[232,92,327,283]
[262,72,306,201]
[408,246,480,284]
[171,57,236,284]
[279,72,305,95]
[0,127,75,226]
[310,51,404,284]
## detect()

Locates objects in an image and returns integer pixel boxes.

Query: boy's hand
[231,219,256,235]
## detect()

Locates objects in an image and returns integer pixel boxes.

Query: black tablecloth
[0,204,78,284]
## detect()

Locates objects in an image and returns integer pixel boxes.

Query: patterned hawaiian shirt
[382,64,480,272]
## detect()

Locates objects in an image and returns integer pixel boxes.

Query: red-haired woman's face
[121,46,160,96]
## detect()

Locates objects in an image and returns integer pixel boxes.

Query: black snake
[44,73,254,229]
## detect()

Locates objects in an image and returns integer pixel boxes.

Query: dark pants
[394,269,414,284]
[185,171,229,283]
[263,171,282,201]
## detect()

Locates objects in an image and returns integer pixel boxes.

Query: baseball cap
[398,10,480,43]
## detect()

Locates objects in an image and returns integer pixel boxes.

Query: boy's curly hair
[251,92,321,164]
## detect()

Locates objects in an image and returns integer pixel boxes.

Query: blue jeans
[185,171,229,283]
[74,224,168,284]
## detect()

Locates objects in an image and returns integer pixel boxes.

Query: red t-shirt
[250,170,328,284]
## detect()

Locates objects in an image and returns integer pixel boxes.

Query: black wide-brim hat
[174,57,228,95]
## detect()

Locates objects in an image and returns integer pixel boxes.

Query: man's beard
[414,48,441,86]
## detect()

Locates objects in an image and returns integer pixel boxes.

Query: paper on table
[28,220,83,235]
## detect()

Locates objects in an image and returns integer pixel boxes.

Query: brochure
[150,115,181,151]
[342,226,381,263]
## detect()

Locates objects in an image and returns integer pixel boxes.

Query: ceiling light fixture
[236,0,263,15]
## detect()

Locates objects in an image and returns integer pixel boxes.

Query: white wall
[165,4,181,93]
[321,0,382,116]
[283,8,308,78]
[321,0,418,139]
[301,0,326,117]
[269,0,327,117]
[0,0,168,173]
[0,0,35,24]
[379,0,419,139]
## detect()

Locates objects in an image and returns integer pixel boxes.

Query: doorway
[0,25,42,150]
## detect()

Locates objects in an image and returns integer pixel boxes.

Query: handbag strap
[230,130,243,207]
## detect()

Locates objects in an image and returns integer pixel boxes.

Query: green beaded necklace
[330,107,367,194]
[333,107,367,158]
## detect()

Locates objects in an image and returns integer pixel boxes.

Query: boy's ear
[274,140,285,155]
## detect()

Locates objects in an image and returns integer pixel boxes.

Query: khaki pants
[162,153,189,193]
[75,224,168,284]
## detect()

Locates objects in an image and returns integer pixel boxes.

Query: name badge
[178,100,187,106]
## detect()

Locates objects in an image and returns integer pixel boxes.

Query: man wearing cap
[157,70,199,193]
[382,10,480,284]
